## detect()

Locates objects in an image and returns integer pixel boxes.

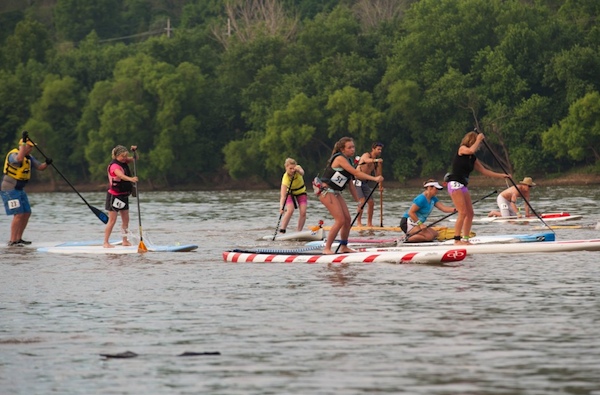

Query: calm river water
[1,185,600,394]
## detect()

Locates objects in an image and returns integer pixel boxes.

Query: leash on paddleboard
[273,173,295,240]
[24,131,109,224]
[334,182,380,253]
[132,148,148,253]
[472,123,554,234]
[399,190,498,244]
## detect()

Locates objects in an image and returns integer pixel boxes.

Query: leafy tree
[542,91,600,164]
[24,74,85,177]
[50,32,131,92]
[0,62,46,155]
[54,0,122,41]
[1,17,52,71]
[82,53,218,186]
[326,86,383,143]
[260,92,323,172]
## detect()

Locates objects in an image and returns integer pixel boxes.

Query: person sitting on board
[316,136,383,254]
[446,130,510,245]
[278,158,307,233]
[1,131,51,246]
[353,142,384,227]
[103,145,138,248]
[487,177,536,218]
[400,179,456,242]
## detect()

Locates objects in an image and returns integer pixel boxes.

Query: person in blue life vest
[1,131,52,246]
[354,142,384,227]
[278,158,307,233]
[400,179,456,242]
[103,145,138,248]
[446,131,510,245]
[317,137,384,254]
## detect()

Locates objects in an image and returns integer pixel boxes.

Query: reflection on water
[1,186,600,394]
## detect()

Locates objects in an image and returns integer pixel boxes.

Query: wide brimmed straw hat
[519,177,536,187]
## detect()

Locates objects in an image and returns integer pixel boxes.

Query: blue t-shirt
[402,193,438,223]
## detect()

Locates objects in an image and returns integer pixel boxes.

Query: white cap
[423,181,443,190]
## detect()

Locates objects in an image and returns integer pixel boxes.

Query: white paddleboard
[38,243,198,254]
[451,213,583,224]
[223,248,467,265]
[262,227,324,241]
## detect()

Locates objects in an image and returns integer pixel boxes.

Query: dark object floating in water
[178,351,221,357]
[100,351,138,359]
[99,350,221,359]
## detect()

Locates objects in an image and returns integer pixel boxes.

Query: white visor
[424,181,443,190]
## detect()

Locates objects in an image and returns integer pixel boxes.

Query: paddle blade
[138,240,148,253]
[91,206,109,224]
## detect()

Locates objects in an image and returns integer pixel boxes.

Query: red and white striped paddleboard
[222,249,467,265]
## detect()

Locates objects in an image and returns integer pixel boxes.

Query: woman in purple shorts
[446,131,509,245]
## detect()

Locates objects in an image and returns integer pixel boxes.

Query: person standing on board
[487,177,535,218]
[316,137,383,254]
[446,131,510,245]
[354,142,384,227]
[103,145,138,248]
[278,158,307,233]
[1,131,51,246]
[400,179,456,242]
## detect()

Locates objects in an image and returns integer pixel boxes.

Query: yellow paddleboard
[322,225,475,241]
[322,225,401,232]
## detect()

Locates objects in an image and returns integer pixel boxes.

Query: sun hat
[519,177,536,187]
[423,179,443,190]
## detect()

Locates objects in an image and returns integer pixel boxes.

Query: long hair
[328,137,353,165]
[331,137,353,156]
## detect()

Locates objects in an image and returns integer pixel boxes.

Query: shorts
[105,192,130,212]
[1,189,31,215]
[354,180,373,200]
[447,181,469,194]
[286,193,308,208]
[497,195,516,216]
[399,216,419,234]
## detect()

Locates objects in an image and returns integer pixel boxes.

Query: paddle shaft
[474,127,554,233]
[273,173,295,240]
[132,151,147,252]
[334,182,379,253]
[401,189,497,243]
[379,161,383,227]
[27,136,108,224]
[379,187,383,227]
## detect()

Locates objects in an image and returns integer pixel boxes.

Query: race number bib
[329,171,348,188]
[448,181,464,189]
[354,180,362,187]
[112,197,126,209]
[8,199,20,209]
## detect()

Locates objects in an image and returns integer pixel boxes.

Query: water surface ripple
[1,186,599,394]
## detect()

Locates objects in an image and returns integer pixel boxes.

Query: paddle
[473,125,554,233]
[273,173,294,240]
[400,189,497,243]
[334,182,379,253]
[379,161,383,227]
[379,187,383,227]
[132,148,147,253]
[26,134,109,224]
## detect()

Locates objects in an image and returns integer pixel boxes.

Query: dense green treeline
[1,0,599,188]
